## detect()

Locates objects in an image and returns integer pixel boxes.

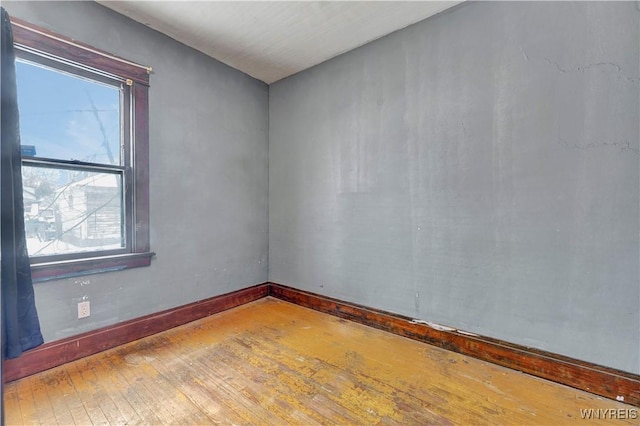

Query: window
[11,17,153,281]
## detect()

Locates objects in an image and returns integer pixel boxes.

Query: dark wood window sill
[31,252,155,282]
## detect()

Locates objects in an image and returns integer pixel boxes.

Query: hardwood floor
[4,297,637,425]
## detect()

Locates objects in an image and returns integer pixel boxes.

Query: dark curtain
[1,7,43,359]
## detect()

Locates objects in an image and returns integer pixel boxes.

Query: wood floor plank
[37,368,79,426]
[47,366,93,426]
[126,335,249,425]
[3,383,25,425]
[12,379,38,425]
[65,360,111,425]
[140,304,312,425]
[27,373,58,425]
[223,308,471,424]
[173,307,333,424]
[4,297,637,425]
[221,302,500,423]
[112,345,197,425]
[216,333,401,423]
[78,353,145,425]
[110,364,169,424]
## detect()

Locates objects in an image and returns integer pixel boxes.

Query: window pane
[16,60,121,165]
[23,165,124,257]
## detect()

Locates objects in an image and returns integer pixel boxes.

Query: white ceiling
[96,1,462,84]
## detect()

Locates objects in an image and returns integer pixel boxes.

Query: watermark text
[580,408,638,420]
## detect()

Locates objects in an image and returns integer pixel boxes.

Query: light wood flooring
[4,297,637,425]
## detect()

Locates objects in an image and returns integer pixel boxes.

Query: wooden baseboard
[5,281,638,407]
[3,283,269,383]
[269,282,640,407]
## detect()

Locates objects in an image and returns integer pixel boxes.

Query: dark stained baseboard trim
[4,283,269,383]
[268,282,640,407]
[5,281,638,407]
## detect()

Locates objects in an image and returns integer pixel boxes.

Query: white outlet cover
[78,301,90,319]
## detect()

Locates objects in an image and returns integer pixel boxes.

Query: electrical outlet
[78,301,90,319]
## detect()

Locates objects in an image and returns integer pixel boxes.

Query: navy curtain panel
[1,7,44,359]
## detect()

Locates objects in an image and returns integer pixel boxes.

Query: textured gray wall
[7,1,269,341]
[269,1,639,373]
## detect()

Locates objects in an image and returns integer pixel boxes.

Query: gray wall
[269,1,639,373]
[8,1,269,341]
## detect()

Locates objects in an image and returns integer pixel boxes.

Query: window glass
[16,60,121,165]
[22,165,124,257]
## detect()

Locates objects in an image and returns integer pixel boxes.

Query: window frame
[11,17,153,281]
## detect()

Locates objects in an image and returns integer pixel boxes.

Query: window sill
[31,252,155,282]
